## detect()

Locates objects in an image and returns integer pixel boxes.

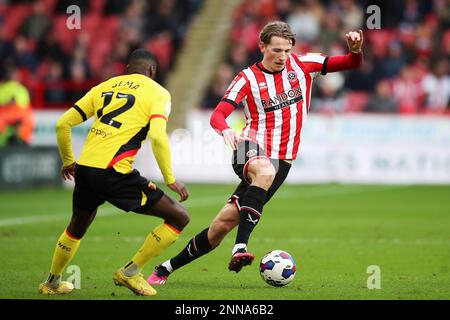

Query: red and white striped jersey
[222,53,328,160]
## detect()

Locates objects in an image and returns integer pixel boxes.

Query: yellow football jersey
[73,73,171,174]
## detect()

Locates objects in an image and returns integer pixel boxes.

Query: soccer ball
[259,250,296,287]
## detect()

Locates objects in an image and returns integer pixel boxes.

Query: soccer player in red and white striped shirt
[148,21,363,282]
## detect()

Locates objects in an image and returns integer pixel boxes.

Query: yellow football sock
[47,229,81,284]
[127,223,180,270]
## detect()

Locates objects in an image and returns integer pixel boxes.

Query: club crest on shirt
[287,71,297,81]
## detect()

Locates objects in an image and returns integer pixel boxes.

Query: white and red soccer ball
[259,250,296,287]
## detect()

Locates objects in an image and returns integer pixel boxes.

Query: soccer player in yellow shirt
[38,49,190,296]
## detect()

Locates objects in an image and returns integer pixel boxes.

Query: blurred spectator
[347,56,379,91]
[313,72,346,114]
[202,63,235,110]
[434,0,450,30]
[44,60,66,104]
[421,59,450,114]
[392,65,425,114]
[334,0,364,31]
[13,35,38,72]
[0,67,34,146]
[0,24,15,67]
[120,0,146,47]
[378,41,407,79]
[275,0,292,21]
[287,1,322,43]
[19,1,51,43]
[319,9,342,51]
[228,42,250,75]
[68,38,92,101]
[364,80,398,113]
[36,32,68,67]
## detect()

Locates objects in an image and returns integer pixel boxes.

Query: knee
[249,161,276,190]
[173,204,190,231]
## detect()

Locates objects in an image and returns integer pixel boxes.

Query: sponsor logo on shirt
[261,87,303,113]
[90,127,112,138]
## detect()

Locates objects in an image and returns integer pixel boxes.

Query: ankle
[232,243,247,255]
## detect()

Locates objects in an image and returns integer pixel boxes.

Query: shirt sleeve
[221,72,248,107]
[55,107,86,167]
[73,87,96,120]
[297,53,329,79]
[149,90,171,122]
[148,115,175,185]
[210,100,235,134]
[148,89,175,184]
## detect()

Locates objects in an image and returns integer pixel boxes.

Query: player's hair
[128,48,157,65]
[259,21,296,46]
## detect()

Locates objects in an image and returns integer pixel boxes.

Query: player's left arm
[325,30,363,73]
[148,115,175,185]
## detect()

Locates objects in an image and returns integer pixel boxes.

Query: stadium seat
[52,15,80,52]
[3,4,33,40]
[365,29,396,58]
[344,91,369,113]
[146,33,174,72]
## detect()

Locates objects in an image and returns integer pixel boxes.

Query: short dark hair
[259,21,296,46]
[128,49,156,65]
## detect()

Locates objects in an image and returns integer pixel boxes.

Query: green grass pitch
[0,184,449,300]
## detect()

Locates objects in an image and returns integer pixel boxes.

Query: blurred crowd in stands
[0,0,202,110]
[0,0,449,119]
[202,0,450,115]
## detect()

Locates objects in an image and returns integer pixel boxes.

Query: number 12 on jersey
[97,91,136,129]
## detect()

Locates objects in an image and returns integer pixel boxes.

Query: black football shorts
[73,164,164,212]
[229,140,292,207]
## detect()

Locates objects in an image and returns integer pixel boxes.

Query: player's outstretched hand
[61,162,76,180]
[222,129,251,151]
[346,29,363,54]
[167,180,189,202]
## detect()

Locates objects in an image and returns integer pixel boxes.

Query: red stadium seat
[344,91,369,113]
[3,4,33,40]
[365,29,396,58]
[42,0,57,13]
[52,14,80,52]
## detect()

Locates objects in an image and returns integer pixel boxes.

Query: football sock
[169,227,212,271]
[154,260,173,277]
[46,229,81,288]
[235,185,267,246]
[232,243,247,255]
[124,223,180,276]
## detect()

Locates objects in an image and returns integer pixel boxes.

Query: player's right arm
[210,72,250,150]
[55,89,95,180]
